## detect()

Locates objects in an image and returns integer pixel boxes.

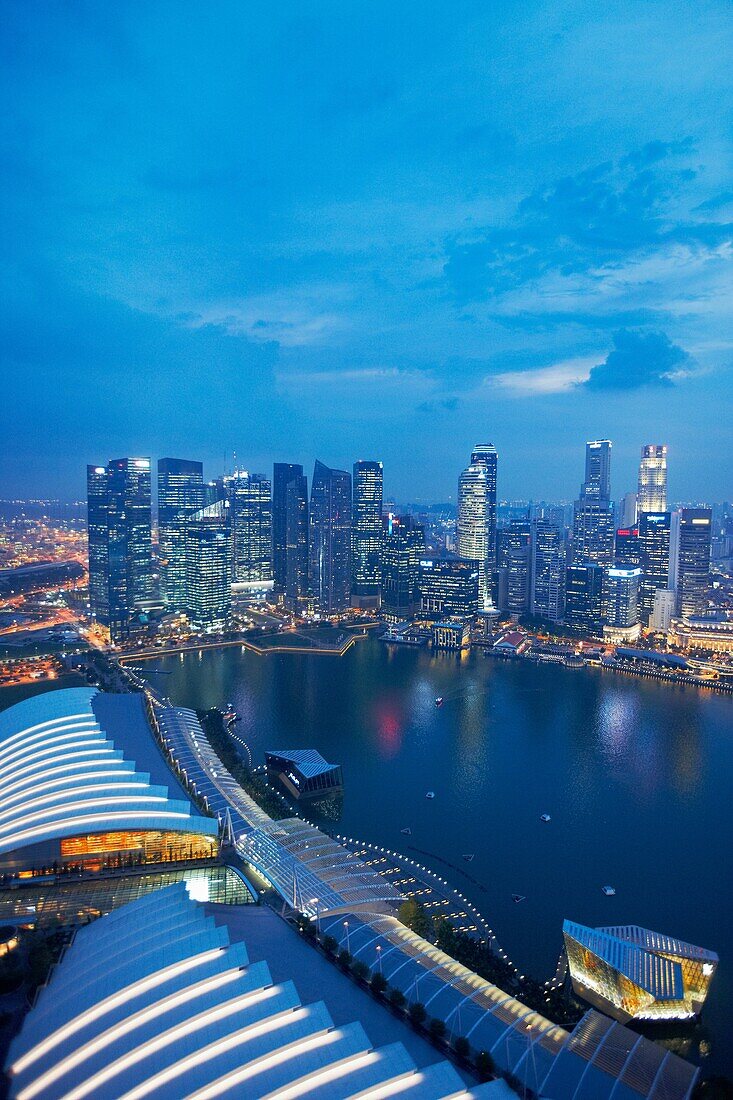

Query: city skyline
[2,3,732,501]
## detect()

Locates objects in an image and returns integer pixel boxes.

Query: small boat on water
[512,894,526,904]
[426,791,435,800]
[462,853,475,862]
[401,827,412,836]
[435,697,444,707]
[540,813,551,823]
[602,885,616,896]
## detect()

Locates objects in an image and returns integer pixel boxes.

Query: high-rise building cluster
[86,439,712,643]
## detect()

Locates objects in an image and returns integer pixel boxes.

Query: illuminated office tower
[285,473,309,614]
[457,443,498,609]
[418,558,479,620]
[565,562,604,636]
[603,567,642,643]
[638,511,671,623]
[675,508,712,619]
[309,460,352,613]
[87,458,152,641]
[223,471,273,585]
[530,522,565,622]
[351,460,383,609]
[637,444,668,514]
[381,514,425,621]
[185,500,232,633]
[497,522,531,614]
[273,463,303,595]
[572,441,614,566]
[650,589,676,633]
[157,458,204,612]
[614,526,640,568]
[86,465,110,625]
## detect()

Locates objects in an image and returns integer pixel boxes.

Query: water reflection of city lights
[375,703,402,759]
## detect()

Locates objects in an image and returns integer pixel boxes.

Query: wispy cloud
[490,356,598,395]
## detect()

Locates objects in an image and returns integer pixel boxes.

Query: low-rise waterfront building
[668,614,733,654]
[265,748,344,800]
[563,919,718,1023]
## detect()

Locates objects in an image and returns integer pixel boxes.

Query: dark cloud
[582,330,691,391]
[443,141,723,303]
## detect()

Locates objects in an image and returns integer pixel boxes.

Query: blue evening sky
[2,1,732,502]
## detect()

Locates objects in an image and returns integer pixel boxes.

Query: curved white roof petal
[0,689,217,866]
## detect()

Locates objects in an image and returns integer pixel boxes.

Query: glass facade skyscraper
[573,440,614,567]
[675,508,712,619]
[157,458,204,613]
[497,522,531,614]
[457,444,498,610]
[285,473,309,614]
[381,514,425,621]
[418,558,479,619]
[185,500,232,632]
[87,458,152,641]
[637,444,668,514]
[309,460,352,613]
[351,460,383,609]
[565,562,604,635]
[273,463,303,595]
[530,522,565,622]
[638,511,671,624]
[223,471,273,585]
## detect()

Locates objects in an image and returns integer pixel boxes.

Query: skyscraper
[457,444,498,610]
[158,458,204,613]
[603,567,642,642]
[351,460,383,609]
[614,526,640,568]
[637,445,668,514]
[381,514,425,621]
[530,522,565,622]
[309,460,352,613]
[572,440,614,566]
[273,463,303,595]
[223,471,273,586]
[675,508,712,619]
[565,562,604,636]
[86,465,110,626]
[638,511,671,624]
[185,500,232,633]
[418,558,479,620]
[87,458,152,641]
[285,473,309,615]
[497,522,531,614]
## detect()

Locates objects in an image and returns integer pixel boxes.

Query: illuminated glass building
[351,460,383,609]
[157,458,204,612]
[86,457,152,641]
[637,444,668,514]
[564,920,718,1024]
[457,444,497,610]
[309,460,352,613]
[572,440,614,567]
[565,562,604,635]
[603,566,641,643]
[497,522,531,613]
[285,473,309,614]
[222,471,273,585]
[530,521,565,622]
[185,500,232,632]
[418,558,479,619]
[614,526,640,568]
[272,463,303,595]
[638,510,671,623]
[674,508,712,619]
[381,514,425,621]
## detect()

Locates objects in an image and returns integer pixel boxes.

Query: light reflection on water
[149,637,733,1075]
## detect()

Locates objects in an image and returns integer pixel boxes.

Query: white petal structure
[5,885,503,1100]
[0,689,218,877]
